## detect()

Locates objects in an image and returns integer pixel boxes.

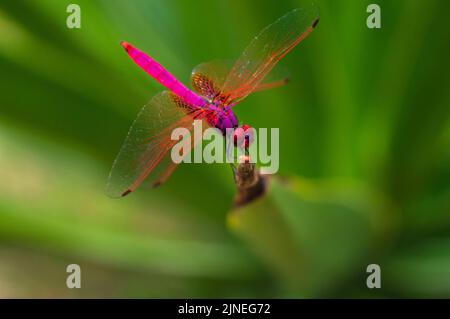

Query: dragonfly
[106,7,319,198]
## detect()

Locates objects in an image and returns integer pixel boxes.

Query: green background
[0,0,448,298]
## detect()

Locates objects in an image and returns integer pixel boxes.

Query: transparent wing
[191,60,231,101]
[191,60,291,102]
[106,91,209,198]
[251,65,290,93]
[220,6,319,105]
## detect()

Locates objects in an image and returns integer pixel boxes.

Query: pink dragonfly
[106,7,319,198]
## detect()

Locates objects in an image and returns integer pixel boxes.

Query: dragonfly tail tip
[120,41,131,52]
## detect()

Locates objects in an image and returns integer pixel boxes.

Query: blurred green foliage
[0,0,448,297]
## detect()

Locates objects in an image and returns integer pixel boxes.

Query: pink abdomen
[121,41,206,107]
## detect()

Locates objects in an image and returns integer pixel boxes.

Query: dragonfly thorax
[206,104,238,135]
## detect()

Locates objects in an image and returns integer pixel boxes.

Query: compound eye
[233,124,254,148]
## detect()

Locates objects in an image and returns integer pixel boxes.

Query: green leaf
[228,176,393,296]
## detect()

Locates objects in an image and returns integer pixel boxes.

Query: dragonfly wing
[191,60,232,101]
[191,60,291,100]
[221,6,319,105]
[252,64,291,93]
[106,91,208,198]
